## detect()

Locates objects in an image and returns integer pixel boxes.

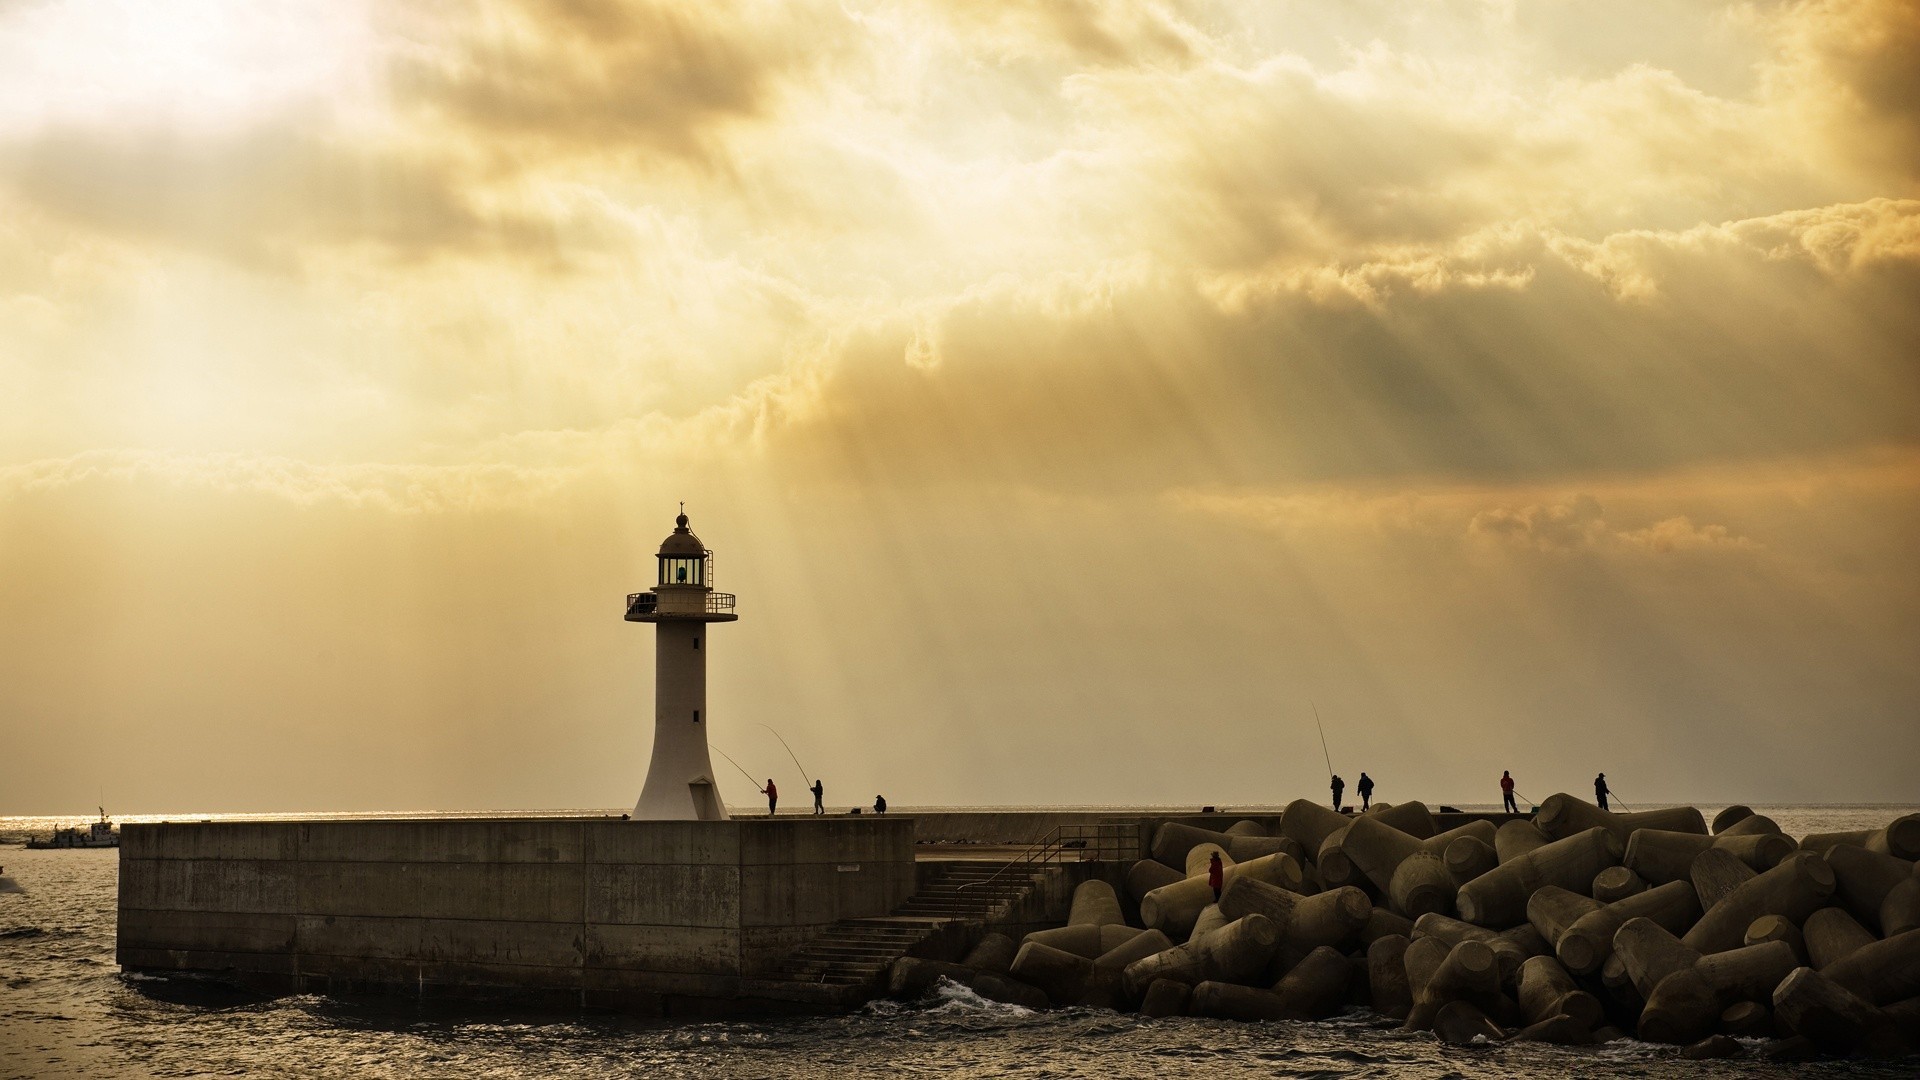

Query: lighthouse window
[659,557,704,586]
[693,637,700,650]
[693,709,701,723]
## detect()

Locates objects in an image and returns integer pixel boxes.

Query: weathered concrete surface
[119,817,915,1014]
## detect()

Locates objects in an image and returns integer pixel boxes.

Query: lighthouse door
[688,779,725,821]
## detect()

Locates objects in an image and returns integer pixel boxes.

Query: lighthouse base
[634,775,728,821]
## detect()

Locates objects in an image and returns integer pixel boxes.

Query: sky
[1,0,1916,814]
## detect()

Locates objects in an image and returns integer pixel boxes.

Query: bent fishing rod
[1310,701,1334,780]
[759,723,812,788]
[710,744,764,789]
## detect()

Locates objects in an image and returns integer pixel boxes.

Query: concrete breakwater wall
[117,817,915,1014]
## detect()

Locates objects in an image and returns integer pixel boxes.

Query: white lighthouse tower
[627,508,738,820]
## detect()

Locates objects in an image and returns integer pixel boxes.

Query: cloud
[0,122,557,268]
[393,0,830,172]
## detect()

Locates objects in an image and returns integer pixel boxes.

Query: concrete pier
[117,816,915,1015]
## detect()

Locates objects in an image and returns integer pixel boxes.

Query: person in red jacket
[761,779,778,816]
[1500,771,1517,814]
[1207,851,1224,903]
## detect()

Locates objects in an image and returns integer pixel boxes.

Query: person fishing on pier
[1330,774,1345,812]
[1356,772,1375,811]
[761,778,778,816]
[811,779,824,815]
[1594,773,1610,811]
[1501,770,1518,814]
[1207,851,1224,903]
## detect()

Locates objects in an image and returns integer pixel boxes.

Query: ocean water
[2,805,1915,1079]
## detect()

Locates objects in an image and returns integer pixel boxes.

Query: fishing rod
[710,744,762,789]
[1310,701,1334,780]
[759,723,811,788]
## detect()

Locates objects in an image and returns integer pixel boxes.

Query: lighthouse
[626,508,739,820]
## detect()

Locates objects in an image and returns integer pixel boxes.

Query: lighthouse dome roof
[658,512,706,556]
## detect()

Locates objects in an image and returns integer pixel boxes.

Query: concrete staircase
[772,860,1051,989]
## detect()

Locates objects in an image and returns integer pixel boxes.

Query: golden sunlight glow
[1,0,1915,813]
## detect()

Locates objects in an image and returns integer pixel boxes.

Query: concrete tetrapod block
[1510,1013,1594,1045]
[1433,1000,1504,1045]
[1516,955,1605,1032]
[1742,914,1806,965]
[1315,827,1368,892]
[1211,871,1353,941]
[1718,999,1770,1037]
[1093,928,1173,973]
[1821,927,1920,1006]
[1273,945,1353,1020]
[1592,866,1648,903]
[1405,939,1501,1031]
[1495,820,1550,865]
[1526,886,1603,948]
[1399,935,1447,1014]
[1151,822,1239,871]
[1138,852,1304,939]
[1226,835,1307,864]
[1344,816,1495,917]
[1144,852,1307,940]
[1771,966,1887,1053]
[1882,874,1920,938]
[1278,799,1351,855]
[962,932,1019,976]
[1412,913,1530,988]
[1024,924,1106,960]
[1339,816,1461,890]
[971,973,1050,1010]
[1556,880,1701,977]
[1824,844,1915,933]
[1638,939,1798,1044]
[1138,978,1190,1018]
[1127,859,1184,903]
[1120,914,1281,993]
[1457,827,1624,929]
[1185,843,1234,879]
[1612,917,1703,1000]
[1368,934,1414,1020]
[1682,851,1836,955]
[1225,819,1267,838]
[1191,904,1229,940]
[1364,800,1438,840]
[1689,847,1757,912]
[1069,878,1128,928]
[1718,814,1783,837]
[1359,907,1415,945]
[1189,980,1292,1022]
[1010,940,1097,1006]
[1499,923,1553,965]
[1536,795,1708,844]
[1445,836,1498,887]
[1802,907,1875,970]
[1799,813,1920,861]
[1711,806,1755,834]
[1624,828,1795,885]
[1388,852,1457,920]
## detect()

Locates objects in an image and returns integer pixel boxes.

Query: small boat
[26,808,120,849]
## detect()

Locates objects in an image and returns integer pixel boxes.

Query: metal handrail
[954,827,1063,892]
[625,591,736,616]
[952,822,1139,893]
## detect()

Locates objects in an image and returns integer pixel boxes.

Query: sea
[2,804,1915,1079]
